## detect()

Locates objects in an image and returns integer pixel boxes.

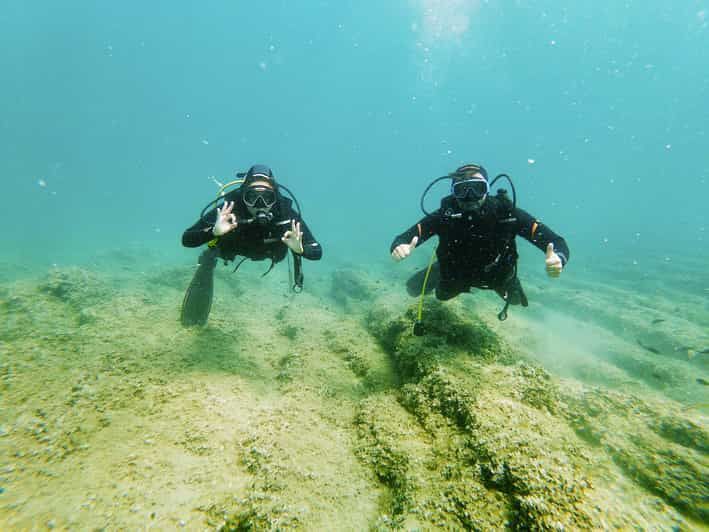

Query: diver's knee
[435,287,456,301]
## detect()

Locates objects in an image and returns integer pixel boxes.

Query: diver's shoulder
[489,193,514,213]
[224,189,241,202]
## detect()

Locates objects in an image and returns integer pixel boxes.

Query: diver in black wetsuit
[390,163,569,319]
[180,164,322,326]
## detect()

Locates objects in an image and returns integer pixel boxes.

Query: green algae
[355,398,413,519]
[355,299,703,529]
[1,263,706,530]
[366,299,508,383]
[356,301,596,529]
[329,268,379,310]
[563,386,709,523]
[39,267,112,309]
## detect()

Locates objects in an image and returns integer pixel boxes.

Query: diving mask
[243,186,277,208]
[451,178,489,201]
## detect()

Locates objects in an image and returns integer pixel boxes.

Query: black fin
[181,248,218,327]
[405,262,440,297]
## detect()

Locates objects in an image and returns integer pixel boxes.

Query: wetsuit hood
[241,164,280,223]
[452,163,488,182]
[243,164,277,187]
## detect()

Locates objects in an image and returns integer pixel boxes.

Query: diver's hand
[213,201,238,236]
[392,236,418,262]
[282,220,304,254]
[545,243,563,278]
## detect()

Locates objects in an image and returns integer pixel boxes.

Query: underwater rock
[356,303,599,529]
[343,351,369,378]
[649,415,709,454]
[605,350,686,390]
[321,326,394,391]
[562,387,709,522]
[329,268,378,309]
[357,395,505,530]
[78,307,98,326]
[399,370,479,432]
[512,363,561,415]
[0,294,35,340]
[217,434,301,530]
[220,502,298,532]
[464,379,596,530]
[38,267,111,308]
[611,446,707,522]
[356,366,598,529]
[278,324,299,341]
[145,266,194,290]
[367,300,509,381]
[354,396,414,518]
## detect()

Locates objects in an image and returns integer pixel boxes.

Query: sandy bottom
[0,254,707,530]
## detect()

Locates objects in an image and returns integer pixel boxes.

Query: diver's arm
[182,217,216,248]
[297,218,322,261]
[182,202,239,248]
[281,204,322,260]
[513,207,570,266]
[389,213,439,253]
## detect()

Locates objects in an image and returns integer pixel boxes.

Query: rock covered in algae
[38,266,112,308]
[354,301,605,529]
[145,265,195,290]
[329,268,380,309]
[2,267,112,340]
[354,396,413,518]
[366,299,511,380]
[562,386,709,522]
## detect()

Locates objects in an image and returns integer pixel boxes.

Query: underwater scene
[1,1,707,530]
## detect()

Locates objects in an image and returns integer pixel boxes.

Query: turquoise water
[1,4,709,528]
[2,1,707,269]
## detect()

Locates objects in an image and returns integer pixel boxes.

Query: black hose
[278,184,302,218]
[420,175,452,217]
[489,173,516,208]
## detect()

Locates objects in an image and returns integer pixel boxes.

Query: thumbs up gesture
[545,243,563,278]
[392,236,418,262]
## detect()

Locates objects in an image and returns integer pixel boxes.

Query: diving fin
[505,276,528,307]
[181,247,218,326]
[406,261,440,297]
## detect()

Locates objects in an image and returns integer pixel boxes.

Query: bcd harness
[415,190,518,329]
[209,217,305,292]
[200,174,306,293]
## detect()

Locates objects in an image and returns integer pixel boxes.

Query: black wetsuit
[182,191,322,274]
[390,194,569,303]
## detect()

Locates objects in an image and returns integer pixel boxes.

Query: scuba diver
[180,164,322,326]
[390,163,569,326]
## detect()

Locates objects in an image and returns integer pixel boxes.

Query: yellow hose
[217,179,245,198]
[416,248,437,322]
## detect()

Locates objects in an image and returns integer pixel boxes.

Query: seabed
[0,251,707,530]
